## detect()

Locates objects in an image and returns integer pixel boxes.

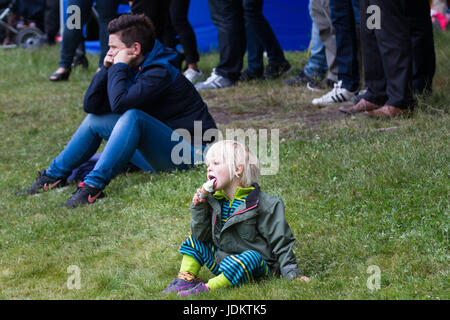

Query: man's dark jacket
[83,40,217,144]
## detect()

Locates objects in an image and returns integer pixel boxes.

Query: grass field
[0,31,448,300]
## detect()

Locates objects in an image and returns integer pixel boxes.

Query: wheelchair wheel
[15,28,43,49]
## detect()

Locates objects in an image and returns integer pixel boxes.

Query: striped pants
[179,235,270,286]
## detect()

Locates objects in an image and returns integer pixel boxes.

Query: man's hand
[192,188,207,206]
[114,48,136,66]
[104,55,114,68]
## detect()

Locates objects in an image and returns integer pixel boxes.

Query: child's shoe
[177,282,209,296]
[162,273,201,294]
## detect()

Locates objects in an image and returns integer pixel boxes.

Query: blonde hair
[205,140,260,187]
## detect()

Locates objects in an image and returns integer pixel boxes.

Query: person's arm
[190,189,213,242]
[83,67,111,114]
[106,63,172,114]
[257,198,304,279]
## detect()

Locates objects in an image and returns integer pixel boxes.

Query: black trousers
[360,0,435,109]
[170,0,200,65]
[408,0,436,96]
[208,0,246,81]
[131,0,178,49]
[44,0,59,43]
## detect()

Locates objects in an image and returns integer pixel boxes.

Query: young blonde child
[163,140,309,296]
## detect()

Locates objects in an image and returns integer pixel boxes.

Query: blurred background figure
[312,0,361,107]
[284,0,338,92]
[41,0,58,45]
[340,0,436,119]
[195,0,246,90]
[239,0,291,82]
[170,0,203,84]
[49,0,119,81]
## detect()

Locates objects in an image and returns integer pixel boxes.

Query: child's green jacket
[190,184,303,279]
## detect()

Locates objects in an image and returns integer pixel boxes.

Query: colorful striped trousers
[179,235,270,286]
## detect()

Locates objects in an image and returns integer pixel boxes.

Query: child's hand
[296,276,310,282]
[192,188,207,206]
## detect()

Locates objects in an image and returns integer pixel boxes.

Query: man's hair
[107,14,156,55]
[205,140,260,187]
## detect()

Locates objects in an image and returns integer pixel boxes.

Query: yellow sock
[179,254,201,276]
[206,273,231,291]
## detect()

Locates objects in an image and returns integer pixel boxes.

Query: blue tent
[60,0,312,55]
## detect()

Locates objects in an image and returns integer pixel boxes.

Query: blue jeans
[59,0,119,69]
[46,110,198,189]
[244,0,286,72]
[329,0,360,92]
[304,3,328,81]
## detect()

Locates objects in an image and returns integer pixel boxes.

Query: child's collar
[213,186,255,201]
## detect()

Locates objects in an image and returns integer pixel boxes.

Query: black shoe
[239,68,264,81]
[18,170,67,195]
[60,182,105,208]
[306,78,336,92]
[284,70,313,86]
[49,68,71,81]
[264,60,292,80]
[72,54,89,69]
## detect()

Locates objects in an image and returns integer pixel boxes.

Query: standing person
[239,0,291,81]
[49,0,119,81]
[131,0,177,49]
[162,140,309,296]
[339,0,435,118]
[170,0,203,84]
[20,14,217,208]
[312,0,360,106]
[42,0,59,45]
[195,0,246,90]
[284,0,338,91]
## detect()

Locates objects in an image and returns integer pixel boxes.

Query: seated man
[19,14,217,208]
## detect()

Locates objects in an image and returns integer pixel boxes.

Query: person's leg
[44,0,60,44]
[46,113,122,179]
[83,109,194,190]
[208,0,246,81]
[242,0,286,66]
[358,0,387,106]
[371,0,413,109]
[409,0,436,96]
[58,0,92,69]
[170,0,200,66]
[179,235,220,275]
[94,0,119,69]
[311,0,338,82]
[163,234,218,294]
[328,0,360,92]
[215,250,269,287]
[304,20,328,80]
[245,21,265,75]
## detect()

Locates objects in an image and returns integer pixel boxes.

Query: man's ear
[132,42,142,56]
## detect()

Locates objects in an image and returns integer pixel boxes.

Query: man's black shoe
[60,182,105,208]
[239,68,264,81]
[18,170,67,195]
[284,70,314,86]
[264,60,292,80]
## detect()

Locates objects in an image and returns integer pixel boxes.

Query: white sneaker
[312,81,357,106]
[195,69,234,90]
[183,68,203,84]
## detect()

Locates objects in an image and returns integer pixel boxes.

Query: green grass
[0,31,448,300]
